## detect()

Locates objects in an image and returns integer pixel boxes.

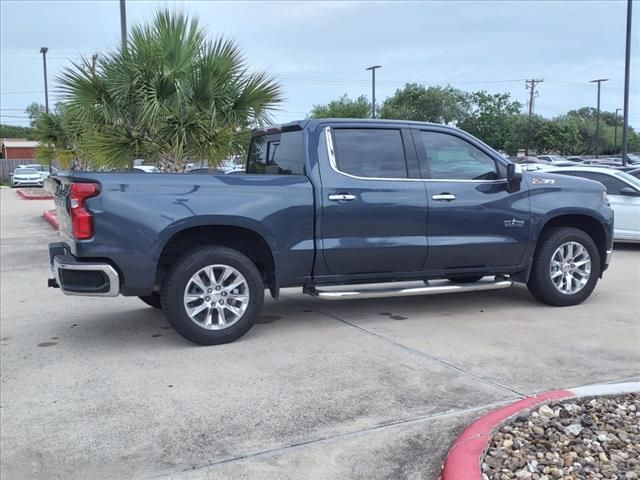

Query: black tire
[139,293,162,309]
[527,227,600,306]
[447,275,484,284]
[161,245,264,345]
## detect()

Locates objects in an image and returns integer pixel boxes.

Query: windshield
[616,171,640,189]
[15,168,38,174]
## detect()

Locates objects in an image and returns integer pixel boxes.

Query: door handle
[432,193,456,201]
[328,193,356,201]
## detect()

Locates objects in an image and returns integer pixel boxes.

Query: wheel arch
[535,213,608,277]
[155,224,278,298]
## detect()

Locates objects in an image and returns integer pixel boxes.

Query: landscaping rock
[483,393,640,479]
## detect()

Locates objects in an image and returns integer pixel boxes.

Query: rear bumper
[48,242,120,297]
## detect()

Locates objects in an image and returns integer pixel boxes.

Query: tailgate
[45,175,74,240]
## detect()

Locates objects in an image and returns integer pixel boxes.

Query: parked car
[10,167,44,187]
[47,119,614,345]
[537,155,569,163]
[186,168,227,174]
[627,168,640,179]
[583,158,640,167]
[547,166,640,243]
[133,165,159,173]
[22,164,59,179]
[566,156,584,162]
[609,153,640,164]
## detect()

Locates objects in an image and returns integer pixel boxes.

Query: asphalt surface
[1,187,639,480]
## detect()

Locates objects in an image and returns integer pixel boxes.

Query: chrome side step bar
[304,277,512,300]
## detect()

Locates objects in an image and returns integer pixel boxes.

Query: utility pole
[621,0,633,166]
[590,78,609,158]
[614,108,622,154]
[365,65,381,118]
[91,53,98,75]
[39,47,49,114]
[119,0,127,48]
[525,79,543,156]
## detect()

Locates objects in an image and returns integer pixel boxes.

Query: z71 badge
[532,177,555,185]
[504,218,526,228]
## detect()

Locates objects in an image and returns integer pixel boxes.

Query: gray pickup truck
[48,119,614,345]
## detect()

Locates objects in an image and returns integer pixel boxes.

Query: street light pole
[39,47,49,114]
[614,108,622,154]
[621,0,633,167]
[590,78,608,158]
[40,47,50,173]
[120,0,127,48]
[365,65,381,118]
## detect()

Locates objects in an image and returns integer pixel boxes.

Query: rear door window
[332,128,408,179]
[247,131,305,175]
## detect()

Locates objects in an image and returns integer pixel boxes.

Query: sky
[1,0,639,128]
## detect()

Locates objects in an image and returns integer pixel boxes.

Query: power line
[0,91,43,95]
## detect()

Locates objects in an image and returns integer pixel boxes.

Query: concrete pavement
[1,188,638,479]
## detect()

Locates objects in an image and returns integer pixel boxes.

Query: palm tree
[34,104,88,170]
[56,9,282,172]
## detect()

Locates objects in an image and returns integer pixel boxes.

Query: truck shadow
[58,279,605,350]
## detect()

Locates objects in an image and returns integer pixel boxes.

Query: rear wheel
[161,245,264,345]
[527,227,600,306]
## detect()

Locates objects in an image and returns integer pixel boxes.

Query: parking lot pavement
[1,187,639,480]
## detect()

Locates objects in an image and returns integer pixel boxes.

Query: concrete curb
[43,210,59,230]
[16,189,54,200]
[439,381,640,480]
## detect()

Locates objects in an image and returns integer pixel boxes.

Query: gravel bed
[483,393,640,480]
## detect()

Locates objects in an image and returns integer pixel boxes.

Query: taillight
[70,183,99,240]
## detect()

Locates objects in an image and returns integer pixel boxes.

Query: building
[1,139,39,160]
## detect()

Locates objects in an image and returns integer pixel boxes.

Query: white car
[547,166,640,243]
[133,165,158,173]
[10,167,44,187]
[21,164,59,179]
[537,155,568,163]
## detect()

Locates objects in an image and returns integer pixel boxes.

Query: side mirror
[507,163,523,192]
[620,187,640,197]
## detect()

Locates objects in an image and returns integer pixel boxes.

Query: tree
[379,84,469,125]
[308,94,370,119]
[0,124,34,140]
[56,9,282,171]
[458,91,522,150]
[34,103,88,169]
[24,102,45,127]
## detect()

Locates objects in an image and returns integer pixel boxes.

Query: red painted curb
[16,189,54,200]
[43,210,59,230]
[440,389,573,480]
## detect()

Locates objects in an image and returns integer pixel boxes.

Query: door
[416,129,530,270]
[319,125,428,276]
[561,170,640,241]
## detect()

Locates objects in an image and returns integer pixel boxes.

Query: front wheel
[527,227,600,306]
[161,246,264,345]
